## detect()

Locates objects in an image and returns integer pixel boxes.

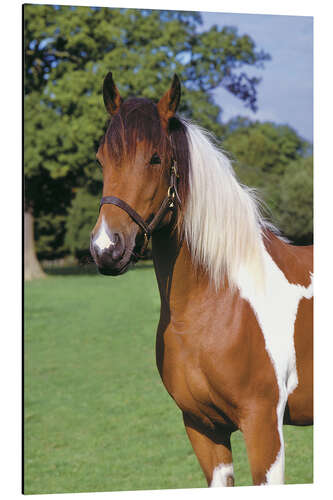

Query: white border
[2,1,331,499]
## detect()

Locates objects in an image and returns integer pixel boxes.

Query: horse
[90,72,313,487]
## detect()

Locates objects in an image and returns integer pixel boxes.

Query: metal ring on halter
[167,186,175,198]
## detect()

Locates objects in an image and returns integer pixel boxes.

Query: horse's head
[90,72,184,275]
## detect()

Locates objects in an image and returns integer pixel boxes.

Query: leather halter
[99,162,180,256]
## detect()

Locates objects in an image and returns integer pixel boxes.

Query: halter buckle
[171,161,178,177]
[139,232,150,257]
[143,232,149,248]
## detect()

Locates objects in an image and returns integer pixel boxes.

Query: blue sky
[201,12,313,142]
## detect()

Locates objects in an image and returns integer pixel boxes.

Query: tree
[273,156,313,244]
[24,4,270,273]
[222,118,313,243]
[65,188,99,259]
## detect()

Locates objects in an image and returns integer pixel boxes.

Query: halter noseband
[99,162,180,256]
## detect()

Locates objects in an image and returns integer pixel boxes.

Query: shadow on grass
[44,260,154,276]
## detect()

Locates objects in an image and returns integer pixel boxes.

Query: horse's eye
[150,153,161,165]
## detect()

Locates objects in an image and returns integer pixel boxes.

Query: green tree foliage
[273,156,313,244]
[223,119,313,243]
[223,118,310,181]
[24,4,270,258]
[65,188,99,258]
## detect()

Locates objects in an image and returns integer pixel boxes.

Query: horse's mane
[171,118,269,290]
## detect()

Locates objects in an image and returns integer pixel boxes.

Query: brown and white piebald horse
[90,73,313,487]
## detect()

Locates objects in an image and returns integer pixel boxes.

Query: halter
[99,161,180,256]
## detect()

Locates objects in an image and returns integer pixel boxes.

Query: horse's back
[264,230,313,286]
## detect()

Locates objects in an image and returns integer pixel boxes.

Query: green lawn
[24,263,313,494]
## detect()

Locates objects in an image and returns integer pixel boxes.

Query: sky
[201,12,313,142]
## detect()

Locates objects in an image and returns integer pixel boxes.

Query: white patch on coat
[210,463,234,487]
[261,448,284,485]
[94,217,114,251]
[236,243,313,484]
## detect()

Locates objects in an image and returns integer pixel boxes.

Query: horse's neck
[152,225,219,314]
[151,225,181,307]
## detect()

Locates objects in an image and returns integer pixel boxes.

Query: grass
[24,263,313,494]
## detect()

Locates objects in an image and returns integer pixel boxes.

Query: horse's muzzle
[90,229,130,275]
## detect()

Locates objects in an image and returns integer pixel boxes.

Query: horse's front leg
[242,399,286,485]
[183,413,234,487]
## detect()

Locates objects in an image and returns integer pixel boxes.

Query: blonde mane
[182,121,267,290]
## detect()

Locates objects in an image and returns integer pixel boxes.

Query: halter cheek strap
[99,162,180,256]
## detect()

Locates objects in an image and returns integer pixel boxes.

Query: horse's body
[153,227,312,485]
[90,73,313,487]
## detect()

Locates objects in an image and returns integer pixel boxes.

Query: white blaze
[94,217,114,251]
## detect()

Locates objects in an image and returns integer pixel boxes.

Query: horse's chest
[162,350,209,418]
[157,325,229,425]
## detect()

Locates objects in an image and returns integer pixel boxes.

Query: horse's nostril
[111,233,125,262]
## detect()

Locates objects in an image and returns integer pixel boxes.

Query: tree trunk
[24,207,45,280]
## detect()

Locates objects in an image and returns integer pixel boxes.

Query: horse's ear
[157,74,181,128]
[103,72,123,115]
